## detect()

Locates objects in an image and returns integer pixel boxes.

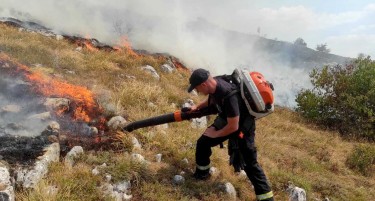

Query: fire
[0,53,102,123]
[118,36,139,58]
[83,35,98,52]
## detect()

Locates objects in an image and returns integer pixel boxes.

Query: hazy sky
[1,0,373,107]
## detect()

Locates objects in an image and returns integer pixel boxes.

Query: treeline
[296,56,375,141]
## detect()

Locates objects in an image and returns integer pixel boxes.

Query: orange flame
[119,36,139,57]
[1,53,102,123]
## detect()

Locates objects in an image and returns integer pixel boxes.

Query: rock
[189,90,198,96]
[123,193,133,200]
[131,154,145,163]
[287,184,306,201]
[89,127,98,135]
[92,167,100,175]
[27,112,51,121]
[0,164,15,201]
[173,175,185,185]
[114,181,131,193]
[181,158,189,166]
[155,154,162,163]
[160,64,175,73]
[131,137,142,150]
[56,35,63,40]
[105,174,112,182]
[107,116,127,130]
[223,182,237,200]
[44,98,70,111]
[209,167,219,176]
[21,143,60,188]
[191,117,207,129]
[45,185,58,196]
[182,99,194,108]
[64,146,84,167]
[140,65,160,80]
[147,102,156,108]
[1,104,21,113]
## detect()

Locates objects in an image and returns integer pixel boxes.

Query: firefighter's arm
[190,97,209,111]
[203,116,239,138]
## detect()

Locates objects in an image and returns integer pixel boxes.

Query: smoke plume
[0,0,315,107]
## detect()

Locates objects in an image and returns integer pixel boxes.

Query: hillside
[187,18,352,70]
[0,22,374,201]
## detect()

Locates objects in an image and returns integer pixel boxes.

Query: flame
[83,35,98,52]
[83,41,98,52]
[0,53,102,123]
[119,36,139,57]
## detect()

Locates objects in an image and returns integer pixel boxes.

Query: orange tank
[250,72,274,107]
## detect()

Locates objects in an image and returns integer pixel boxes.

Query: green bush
[346,144,375,176]
[295,56,375,140]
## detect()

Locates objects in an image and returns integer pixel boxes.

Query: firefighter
[187,68,274,201]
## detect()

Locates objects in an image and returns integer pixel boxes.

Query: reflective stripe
[256,191,273,200]
[196,164,210,170]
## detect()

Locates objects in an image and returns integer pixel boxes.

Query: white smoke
[0,0,317,107]
[0,74,50,137]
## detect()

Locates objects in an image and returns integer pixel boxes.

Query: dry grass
[1,23,374,201]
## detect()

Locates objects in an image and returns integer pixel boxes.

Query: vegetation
[1,23,375,201]
[346,144,375,176]
[316,43,330,53]
[296,57,375,141]
[294,37,307,47]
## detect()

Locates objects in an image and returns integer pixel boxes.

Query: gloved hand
[181,107,192,112]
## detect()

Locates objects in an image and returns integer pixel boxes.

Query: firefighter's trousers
[195,132,274,200]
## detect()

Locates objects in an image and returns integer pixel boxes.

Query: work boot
[193,168,210,180]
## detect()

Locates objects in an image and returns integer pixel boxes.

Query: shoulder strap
[223,89,239,100]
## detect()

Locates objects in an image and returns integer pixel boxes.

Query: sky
[0,0,374,107]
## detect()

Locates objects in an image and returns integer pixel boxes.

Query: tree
[295,56,375,141]
[316,43,330,53]
[294,37,307,47]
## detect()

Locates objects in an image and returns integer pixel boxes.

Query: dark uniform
[195,76,274,201]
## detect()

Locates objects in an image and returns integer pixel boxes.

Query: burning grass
[1,22,375,200]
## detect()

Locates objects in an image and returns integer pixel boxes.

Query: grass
[1,23,375,200]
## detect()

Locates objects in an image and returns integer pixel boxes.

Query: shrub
[295,56,375,140]
[346,144,375,176]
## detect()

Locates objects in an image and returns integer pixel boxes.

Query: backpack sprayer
[122,68,274,132]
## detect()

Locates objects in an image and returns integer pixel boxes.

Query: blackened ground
[0,135,51,166]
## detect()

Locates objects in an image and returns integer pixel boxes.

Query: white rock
[173,175,185,185]
[224,182,237,200]
[131,137,142,150]
[181,158,189,165]
[131,154,145,163]
[64,146,84,167]
[155,154,162,163]
[44,98,70,111]
[209,167,219,176]
[123,193,133,200]
[107,116,127,130]
[191,117,207,129]
[161,64,175,73]
[141,65,160,80]
[92,167,100,175]
[0,164,15,201]
[27,112,51,120]
[56,35,63,40]
[22,143,60,188]
[1,104,21,113]
[287,185,306,201]
[105,174,112,182]
[114,181,131,193]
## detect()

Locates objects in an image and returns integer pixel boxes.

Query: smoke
[0,0,315,107]
[0,73,51,137]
